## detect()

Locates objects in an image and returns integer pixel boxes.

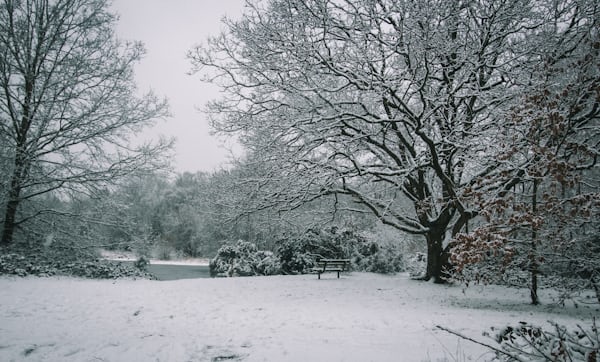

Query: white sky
[111,0,245,173]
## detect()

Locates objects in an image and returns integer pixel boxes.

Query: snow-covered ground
[0,273,596,361]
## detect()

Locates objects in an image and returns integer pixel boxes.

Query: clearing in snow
[0,273,596,361]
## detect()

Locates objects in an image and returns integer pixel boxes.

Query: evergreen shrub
[276,226,405,275]
[209,240,281,277]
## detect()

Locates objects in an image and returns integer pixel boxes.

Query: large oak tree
[191,0,595,282]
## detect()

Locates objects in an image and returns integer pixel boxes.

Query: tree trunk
[2,72,33,246]
[1,150,27,245]
[592,276,600,305]
[1,198,20,245]
[425,226,448,283]
[530,178,539,305]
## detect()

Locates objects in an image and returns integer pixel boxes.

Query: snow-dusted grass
[0,273,596,361]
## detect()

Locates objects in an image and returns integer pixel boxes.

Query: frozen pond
[119,261,211,280]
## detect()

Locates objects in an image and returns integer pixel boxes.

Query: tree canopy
[190,0,599,283]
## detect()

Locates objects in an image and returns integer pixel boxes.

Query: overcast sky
[111,0,245,174]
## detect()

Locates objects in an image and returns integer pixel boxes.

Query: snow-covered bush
[356,245,404,274]
[65,260,155,279]
[0,252,57,277]
[209,240,281,277]
[405,252,427,278]
[134,256,149,271]
[0,242,154,279]
[275,235,318,274]
[211,228,406,277]
[255,250,282,276]
[276,227,405,275]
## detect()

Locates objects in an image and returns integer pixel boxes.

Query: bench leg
[337,271,340,278]
[318,272,321,280]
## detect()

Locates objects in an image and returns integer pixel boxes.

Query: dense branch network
[190,0,599,282]
[0,0,171,244]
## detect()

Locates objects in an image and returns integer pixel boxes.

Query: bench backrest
[316,258,351,270]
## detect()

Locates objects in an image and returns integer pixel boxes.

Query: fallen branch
[435,325,524,361]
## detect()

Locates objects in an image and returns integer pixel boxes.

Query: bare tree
[0,0,171,244]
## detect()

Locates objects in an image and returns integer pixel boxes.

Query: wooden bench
[312,259,351,279]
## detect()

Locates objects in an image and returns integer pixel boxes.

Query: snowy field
[0,273,596,362]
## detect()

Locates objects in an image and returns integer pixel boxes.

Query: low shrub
[134,256,149,271]
[405,252,427,278]
[354,244,404,274]
[275,235,318,275]
[209,240,281,277]
[64,260,153,279]
[255,250,282,276]
[0,252,58,277]
[0,242,154,279]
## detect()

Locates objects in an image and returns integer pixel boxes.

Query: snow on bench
[312,258,351,279]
